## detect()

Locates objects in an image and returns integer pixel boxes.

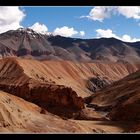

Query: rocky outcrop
[0,81,84,118]
[0,90,91,133]
[86,76,112,92]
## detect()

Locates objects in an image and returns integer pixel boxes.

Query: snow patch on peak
[17,28,34,33]
[4,27,54,37]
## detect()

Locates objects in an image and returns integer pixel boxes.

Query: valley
[0,28,140,133]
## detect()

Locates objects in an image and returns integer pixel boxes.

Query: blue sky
[21,7,94,38]
[0,6,140,42]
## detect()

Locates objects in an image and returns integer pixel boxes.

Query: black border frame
[0,0,140,139]
[0,0,140,6]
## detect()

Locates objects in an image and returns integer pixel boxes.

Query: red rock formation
[0,80,84,118]
[0,90,90,133]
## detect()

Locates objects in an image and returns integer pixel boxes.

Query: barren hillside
[0,57,138,98]
[85,69,140,132]
[0,57,139,132]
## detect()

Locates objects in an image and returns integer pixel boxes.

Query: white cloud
[96,29,117,38]
[53,26,86,37]
[79,31,85,36]
[122,35,140,42]
[0,6,25,33]
[117,6,140,19]
[29,22,48,34]
[82,6,140,22]
[53,26,78,37]
[96,28,140,42]
[84,6,113,22]
[122,34,132,42]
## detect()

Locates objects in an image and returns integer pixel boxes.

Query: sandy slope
[85,69,140,128]
[7,57,138,98]
[86,69,140,109]
[0,90,87,133]
[0,90,134,133]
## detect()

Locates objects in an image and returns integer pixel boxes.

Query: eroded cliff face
[0,90,90,133]
[0,81,84,118]
[0,58,84,118]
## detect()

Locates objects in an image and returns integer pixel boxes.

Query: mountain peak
[17,27,54,37]
[17,27,38,34]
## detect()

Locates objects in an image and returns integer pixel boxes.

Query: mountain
[85,68,140,132]
[0,28,140,66]
[0,57,138,133]
[108,70,140,121]
[0,28,140,133]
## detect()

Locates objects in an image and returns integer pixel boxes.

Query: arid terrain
[0,28,140,133]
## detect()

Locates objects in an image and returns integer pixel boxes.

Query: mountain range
[0,28,140,66]
[0,28,140,133]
